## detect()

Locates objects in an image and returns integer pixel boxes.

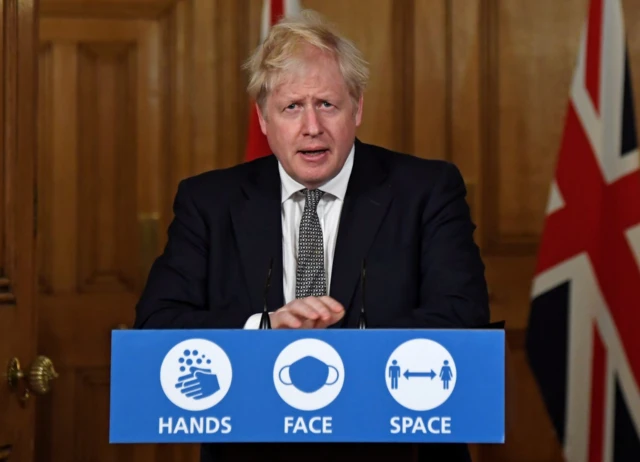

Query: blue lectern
[109,329,504,444]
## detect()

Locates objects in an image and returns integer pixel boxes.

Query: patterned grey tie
[296,188,326,298]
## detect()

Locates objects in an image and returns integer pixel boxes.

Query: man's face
[257,47,363,189]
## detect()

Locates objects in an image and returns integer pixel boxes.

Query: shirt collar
[278,143,355,204]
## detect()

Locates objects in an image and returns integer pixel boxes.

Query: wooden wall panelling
[217,0,251,169]
[40,0,177,18]
[450,0,482,234]
[303,0,406,152]
[182,0,252,176]
[481,0,587,256]
[161,0,254,236]
[412,0,447,163]
[37,43,53,294]
[138,18,164,272]
[163,0,193,227]
[391,0,415,155]
[190,0,217,174]
[46,42,79,294]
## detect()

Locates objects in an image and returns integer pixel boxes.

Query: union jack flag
[525,0,640,460]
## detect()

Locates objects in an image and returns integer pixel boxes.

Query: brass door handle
[6,356,58,402]
[28,356,58,394]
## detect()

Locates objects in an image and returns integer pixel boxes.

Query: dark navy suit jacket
[134,139,490,461]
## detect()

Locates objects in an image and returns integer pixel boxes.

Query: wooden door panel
[36,16,177,462]
[38,294,137,366]
[37,42,139,295]
[0,0,39,460]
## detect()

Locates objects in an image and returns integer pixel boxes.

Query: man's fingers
[270,297,346,329]
[318,296,345,314]
[308,297,345,328]
[302,296,344,321]
[285,299,321,321]
[302,297,335,321]
[314,307,345,328]
[271,310,303,329]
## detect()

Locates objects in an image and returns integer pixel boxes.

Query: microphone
[259,257,273,329]
[358,259,367,329]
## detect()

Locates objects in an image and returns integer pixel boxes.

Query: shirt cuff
[243,313,271,329]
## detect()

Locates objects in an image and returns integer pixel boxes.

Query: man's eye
[286,104,297,110]
[321,101,332,108]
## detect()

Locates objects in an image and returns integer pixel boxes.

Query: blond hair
[243,10,369,111]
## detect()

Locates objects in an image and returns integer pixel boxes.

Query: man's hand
[270,296,345,329]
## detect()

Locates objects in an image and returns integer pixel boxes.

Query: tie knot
[302,188,324,209]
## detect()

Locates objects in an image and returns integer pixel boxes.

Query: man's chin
[296,173,332,189]
[292,165,335,188]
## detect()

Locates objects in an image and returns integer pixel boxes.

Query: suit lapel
[231,157,285,315]
[330,141,392,323]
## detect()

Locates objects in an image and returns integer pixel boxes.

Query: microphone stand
[358,259,368,329]
[259,257,273,329]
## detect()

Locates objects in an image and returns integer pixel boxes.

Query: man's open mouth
[299,149,329,156]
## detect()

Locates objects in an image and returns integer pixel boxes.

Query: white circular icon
[386,339,456,411]
[160,339,232,411]
[273,338,345,411]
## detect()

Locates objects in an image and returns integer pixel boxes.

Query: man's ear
[354,95,364,127]
[256,102,267,135]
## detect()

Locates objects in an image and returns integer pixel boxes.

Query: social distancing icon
[385,339,456,411]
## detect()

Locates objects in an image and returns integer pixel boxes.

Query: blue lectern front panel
[110,329,504,443]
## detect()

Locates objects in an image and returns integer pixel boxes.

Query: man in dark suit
[135,9,489,462]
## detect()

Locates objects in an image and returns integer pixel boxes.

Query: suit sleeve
[133,180,248,329]
[390,162,490,328]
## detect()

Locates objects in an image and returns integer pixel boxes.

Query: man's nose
[302,108,323,136]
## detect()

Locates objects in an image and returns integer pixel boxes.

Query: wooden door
[0,0,40,460]
[33,5,198,462]
[33,0,255,458]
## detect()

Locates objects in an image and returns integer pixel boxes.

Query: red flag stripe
[245,108,272,161]
[270,0,284,25]
[586,0,604,113]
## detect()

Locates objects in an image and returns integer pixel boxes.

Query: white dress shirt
[243,144,355,328]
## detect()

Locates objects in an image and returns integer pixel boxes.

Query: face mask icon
[278,355,339,393]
